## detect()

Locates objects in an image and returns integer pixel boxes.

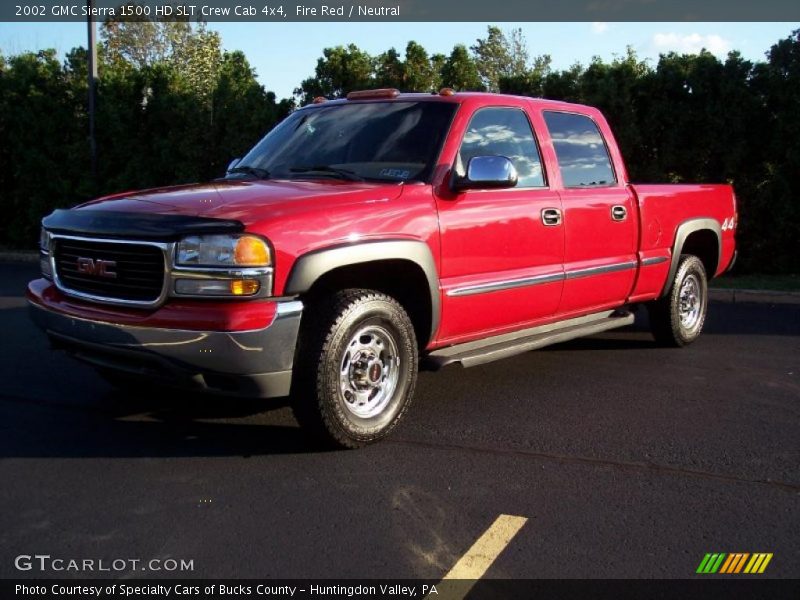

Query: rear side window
[458,107,546,188]
[543,111,616,187]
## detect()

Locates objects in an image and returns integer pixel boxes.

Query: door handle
[611,205,627,221]
[541,208,562,226]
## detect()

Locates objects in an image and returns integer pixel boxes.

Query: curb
[1,251,797,305]
[709,288,800,306]
[0,251,38,263]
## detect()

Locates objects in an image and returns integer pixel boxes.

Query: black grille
[54,238,165,303]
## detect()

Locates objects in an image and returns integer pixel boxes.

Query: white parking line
[429,514,528,599]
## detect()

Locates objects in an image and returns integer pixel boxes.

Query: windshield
[228,101,457,183]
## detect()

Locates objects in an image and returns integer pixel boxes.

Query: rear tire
[291,289,418,448]
[648,254,708,347]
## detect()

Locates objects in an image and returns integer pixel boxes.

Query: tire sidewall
[670,256,708,344]
[319,298,417,442]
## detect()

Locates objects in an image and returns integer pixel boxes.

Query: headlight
[39,227,50,253]
[39,228,52,279]
[175,234,271,267]
[172,234,272,298]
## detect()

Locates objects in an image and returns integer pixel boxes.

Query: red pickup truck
[28,89,737,447]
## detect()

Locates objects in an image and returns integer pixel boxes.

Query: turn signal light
[230,279,260,296]
[175,278,260,297]
[234,235,270,266]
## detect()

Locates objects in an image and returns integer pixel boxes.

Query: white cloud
[591,22,609,34]
[652,32,732,56]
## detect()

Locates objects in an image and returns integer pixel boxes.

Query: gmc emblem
[76,257,117,279]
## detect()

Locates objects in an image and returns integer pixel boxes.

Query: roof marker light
[346,88,401,100]
[439,88,455,96]
[312,96,327,104]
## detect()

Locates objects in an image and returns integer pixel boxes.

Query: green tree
[375,47,404,89]
[102,19,222,102]
[375,42,440,92]
[0,28,290,249]
[101,18,192,69]
[577,49,650,179]
[541,63,583,101]
[295,44,374,103]
[175,25,222,102]
[471,26,529,92]
[746,29,800,272]
[403,41,439,92]
[441,44,484,91]
[0,50,83,246]
[497,54,552,97]
[210,51,292,176]
[430,53,447,88]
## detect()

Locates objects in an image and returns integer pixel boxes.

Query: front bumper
[28,285,303,398]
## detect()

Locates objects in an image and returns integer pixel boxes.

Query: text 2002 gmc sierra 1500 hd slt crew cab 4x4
[28,89,737,447]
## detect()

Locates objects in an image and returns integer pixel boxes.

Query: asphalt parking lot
[0,261,798,581]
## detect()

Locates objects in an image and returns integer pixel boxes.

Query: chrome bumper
[28,300,303,398]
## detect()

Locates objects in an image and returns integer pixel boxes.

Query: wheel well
[681,230,719,277]
[301,260,433,348]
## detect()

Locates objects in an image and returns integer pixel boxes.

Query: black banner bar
[3,579,800,600]
[3,0,800,22]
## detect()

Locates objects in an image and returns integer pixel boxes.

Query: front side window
[543,111,616,187]
[230,101,457,183]
[457,107,546,188]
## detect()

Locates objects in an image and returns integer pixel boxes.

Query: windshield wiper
[289,165,364,181]
[228,165,270,179]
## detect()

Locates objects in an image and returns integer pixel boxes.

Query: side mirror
[453,156,518,191]
[227,158,241,173]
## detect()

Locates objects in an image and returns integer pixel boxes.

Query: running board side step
[423,310,634,370]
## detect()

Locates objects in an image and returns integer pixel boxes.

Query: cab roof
[303,89,593,113]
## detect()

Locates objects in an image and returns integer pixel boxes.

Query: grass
[711,273,800,292]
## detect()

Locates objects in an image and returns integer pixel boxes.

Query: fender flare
[661,217,721,297]
[284,240,441,342]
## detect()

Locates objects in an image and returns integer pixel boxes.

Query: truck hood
[77,179,405,225]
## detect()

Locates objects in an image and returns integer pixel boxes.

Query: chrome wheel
[292,290,418,448]
[339,325,400,419]
[678,273,701,330]
[648,254,707,347]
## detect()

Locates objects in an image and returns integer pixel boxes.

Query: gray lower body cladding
[28,300,303,398]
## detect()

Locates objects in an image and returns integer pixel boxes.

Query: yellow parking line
[427,514,527,599]
[443,514,528,580]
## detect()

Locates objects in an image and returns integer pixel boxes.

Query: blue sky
[1,22,797,99]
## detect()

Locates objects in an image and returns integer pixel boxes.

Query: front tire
[648,254,708,347]
[292,289,418,448]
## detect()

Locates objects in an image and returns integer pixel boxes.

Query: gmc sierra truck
[28,89,737,447]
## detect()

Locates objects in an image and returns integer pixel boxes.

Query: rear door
[435,105,564,343]
[542,110,637,315]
